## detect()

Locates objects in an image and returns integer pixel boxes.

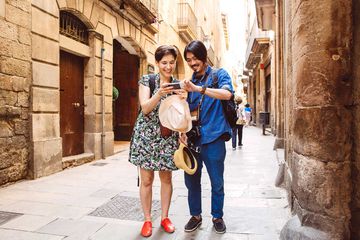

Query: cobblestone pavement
[0,127,290,240]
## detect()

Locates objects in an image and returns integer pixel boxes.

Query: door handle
[72,102,87,108]
[72,102,80,107]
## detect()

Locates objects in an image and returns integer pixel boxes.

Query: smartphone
[164,82,182,89]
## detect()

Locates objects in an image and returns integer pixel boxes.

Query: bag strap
[148,74,156,97]
[197,71,212,121]
[210,68,218,88]
[210,68,235,100]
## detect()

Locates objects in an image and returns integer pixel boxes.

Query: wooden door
[60,50,84,156]
[113,41,139,140]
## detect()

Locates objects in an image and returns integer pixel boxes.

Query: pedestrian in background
[244,103,252,126]
[181,40,233,234]
[129,45,185,238]
[232,97,245,150]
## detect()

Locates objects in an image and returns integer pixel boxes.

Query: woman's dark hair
[245,103,250,108]
[183,40,207,63]
[155,45,178,62]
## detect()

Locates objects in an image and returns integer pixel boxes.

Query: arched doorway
[113,40,140,140]
[173,46,185,80]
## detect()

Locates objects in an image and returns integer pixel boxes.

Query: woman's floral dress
[128,74,179,171]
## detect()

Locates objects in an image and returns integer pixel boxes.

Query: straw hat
[173,143,198,175]
[159,95,192,133]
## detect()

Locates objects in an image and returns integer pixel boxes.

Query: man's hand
[182,79,201,93]
[179,132,188,145]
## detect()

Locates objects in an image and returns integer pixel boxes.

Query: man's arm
[191,85,232,100]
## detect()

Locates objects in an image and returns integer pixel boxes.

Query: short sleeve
[139,75,150,87]
[216,68,233,92]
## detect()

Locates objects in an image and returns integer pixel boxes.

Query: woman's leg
[231,127,237,149]
[238,125,244,146]
[159,171,173,220]
[140,168,154,221]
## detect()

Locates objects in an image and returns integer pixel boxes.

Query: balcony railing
[177,2,197,43]
[245,21,270,69]
[207,45,215,66]
[139,0,157,14]
[123,0,158,24]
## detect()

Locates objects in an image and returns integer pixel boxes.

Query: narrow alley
[0,127,289,240]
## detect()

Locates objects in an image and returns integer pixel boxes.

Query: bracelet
[200,85,207,95]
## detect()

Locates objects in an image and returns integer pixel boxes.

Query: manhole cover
[91,163,108,166]
[88,195,160,221]
[0,211,22,225]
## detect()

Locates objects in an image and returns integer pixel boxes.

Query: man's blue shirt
[187,65,233,145]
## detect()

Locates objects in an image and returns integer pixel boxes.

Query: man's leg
[202,138,226,218]
[184,151,203,217]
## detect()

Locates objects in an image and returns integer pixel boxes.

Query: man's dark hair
[155,45,178,62]
[245,103,250,108]
[183,40,207,63]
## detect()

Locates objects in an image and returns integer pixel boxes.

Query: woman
[129,45,183,237]
[244,103,252,126]
[232,98,245,149]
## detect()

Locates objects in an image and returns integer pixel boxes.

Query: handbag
[160,122,173,138]
[236,118,246,125]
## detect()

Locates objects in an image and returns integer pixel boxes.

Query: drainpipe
[100,35,106,159]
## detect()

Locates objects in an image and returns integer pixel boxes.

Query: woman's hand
[157,83,176,97]
[173,89,187,99]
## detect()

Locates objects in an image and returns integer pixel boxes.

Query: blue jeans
[184,137,226,218]
[232,125,244,148]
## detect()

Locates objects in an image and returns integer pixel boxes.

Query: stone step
[62,153,95,169]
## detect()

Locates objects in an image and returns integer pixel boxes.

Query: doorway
[60,50,84,157]
[113,40,140,140]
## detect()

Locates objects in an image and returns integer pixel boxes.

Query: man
[181,40,233,234]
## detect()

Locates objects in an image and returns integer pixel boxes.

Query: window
[60,11,88,45]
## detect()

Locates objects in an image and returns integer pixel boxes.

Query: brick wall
[0,0,31,185]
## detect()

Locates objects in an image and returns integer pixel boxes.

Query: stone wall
[351,0,360,238]
[273,0,284,148]
[0,0,31,185]
[29,0,62,178]
[282,0,353,239]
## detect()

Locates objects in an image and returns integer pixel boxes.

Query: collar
[191,65,212,83]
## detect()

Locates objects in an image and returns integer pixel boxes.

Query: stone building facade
[249,0,357,239]
[0,0,31,185]
[244,0,279,138]
[0,0,226,186]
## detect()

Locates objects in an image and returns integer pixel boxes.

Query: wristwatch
[200,85,207,95]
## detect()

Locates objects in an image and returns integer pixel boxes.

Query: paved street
[0,127,290,240]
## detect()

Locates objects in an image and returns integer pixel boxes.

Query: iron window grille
[60,11,89,45]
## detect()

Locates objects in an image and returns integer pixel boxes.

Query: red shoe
[141,221,152,237]
[161,218,175,233]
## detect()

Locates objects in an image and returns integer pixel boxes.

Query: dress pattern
[128,74,179,171]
